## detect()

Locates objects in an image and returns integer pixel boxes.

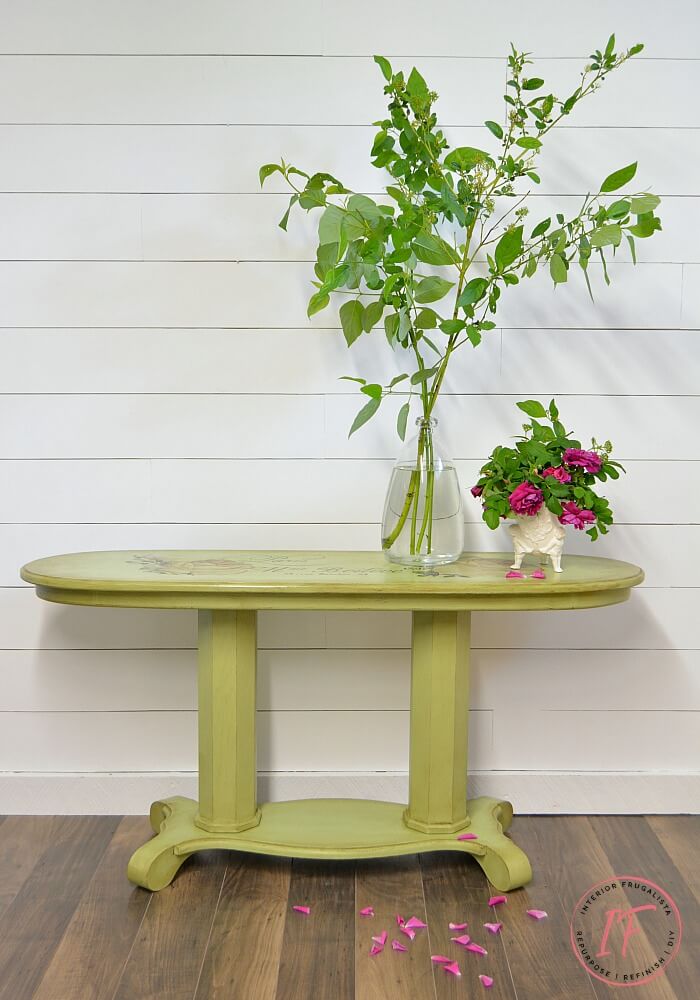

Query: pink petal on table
[457,832,478,841]
[391,939,408,952]
[479,974,494,988]
[526,908,549,920]
[449,922,468,930]
[488,895,507,906]
[505,571,524,579]
[484,922,503,934]
[369,944,384,956]
[292,905,311,915]
[451,934,471,947]
[466,942,488,956]
[360,906,375,917]
[399,926,416,940]
[431,955,451,964]
[404,916,428,930]
[372,931,388,946]
[531,569,546,579]
[443,962,462,977]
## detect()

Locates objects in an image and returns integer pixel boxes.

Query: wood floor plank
[355,855,435,1000]
[0,815,69,920]
[0,815,119,1000]
[274,859,355,1000]
[194,852,291,1000]
[31,816,153,1000]
[590,815,699,998]
[112,851,228,1000]
[420,852,517,1000]
[645,815,700,904]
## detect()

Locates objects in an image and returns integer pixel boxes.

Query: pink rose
[470,485,483,497]
[542,465,571,484]
[509,481,544,516]
[562,448,603,474]
[558,501,596,530]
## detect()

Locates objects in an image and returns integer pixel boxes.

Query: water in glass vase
[381,417,464,567]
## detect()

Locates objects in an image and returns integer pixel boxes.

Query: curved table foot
[128,796,202,890]
[464,796,533,892]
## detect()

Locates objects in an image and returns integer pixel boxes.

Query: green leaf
[484,120,504,140]
[549,253,568,284]
[384,312,400,347]
[600,161,638,193]
[412,231,456,266]
[545,496,563,516]
[531,217,551,239]
[307,290,330,317]
[410,366,439,385]
[630,193,660,214]
[549,398,559,420]
[457,277,489,308]
[414,275,454,304]
[278,193,298,231]
[444,146,494,172]
[397,401,410,441]
[517,399,548,419]
[318,204,345,245]
[259,162,282,186]
[373,55,393,82]
[607,199,630,219]
[629,43,644,56]
[406,66,429,101]
[495,225,523,271]
[362,300,384,332]
[361,382,382,399]
[522,77,545,90]
[439,318,465,335]
[349,396,381,437]
[590,223,622,248]
[415,308,438,329]
[625,232,637,264]
[465,325,482,347]
[484,507,501,530]
[628,211,662,238]
[347,193,383,222]
[515,136,542,150]
[389,373,409,388]
[526,171,541,183]
[339,300,365,346]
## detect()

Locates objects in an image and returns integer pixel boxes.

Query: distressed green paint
[21,549,643,893]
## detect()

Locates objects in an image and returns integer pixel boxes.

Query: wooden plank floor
[0,814,696,1000]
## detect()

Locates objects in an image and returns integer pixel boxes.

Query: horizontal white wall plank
[3,523,698,589]
[0,125,694,195]
[0,194,690,264]
[0,708,491,771]
[0,458,694,524]
[0,1,325,55]
[1,647,697,712]
[0,260,681,329]
[2,587,698,653]
[0,327,695,396]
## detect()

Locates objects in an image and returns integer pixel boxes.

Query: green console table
[20,550,643,892]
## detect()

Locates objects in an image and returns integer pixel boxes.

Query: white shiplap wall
[1,0,699,814]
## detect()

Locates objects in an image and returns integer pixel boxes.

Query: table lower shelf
[127,795,532,893]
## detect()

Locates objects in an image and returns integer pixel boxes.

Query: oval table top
[21,549,644,612]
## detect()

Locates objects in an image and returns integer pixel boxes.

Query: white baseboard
[0,771,698,815]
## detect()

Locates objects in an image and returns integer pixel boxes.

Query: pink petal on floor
[451,934,471,947]
[531,569,546,579]
[449,922,468,930]
[505,571,524,579]
[369,944,383,956]
[372,931,388,946]
[457,832,478,841]
[391,939,408,952]
[483,921,502,934]
[488,895,507,906]
[360,906,375,917]
[443,962,462,977]
[292,905,311,915]
[466,942,488,956]
[431,955,451,964]
[396,913,405,927]
[479,974,494,988]
[526,909,549,920]
[399,926,416,940]
[404,916,428,930]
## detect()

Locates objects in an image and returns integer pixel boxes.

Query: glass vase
[381,417,464,566]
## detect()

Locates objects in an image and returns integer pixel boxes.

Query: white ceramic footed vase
[509,505,565,573]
